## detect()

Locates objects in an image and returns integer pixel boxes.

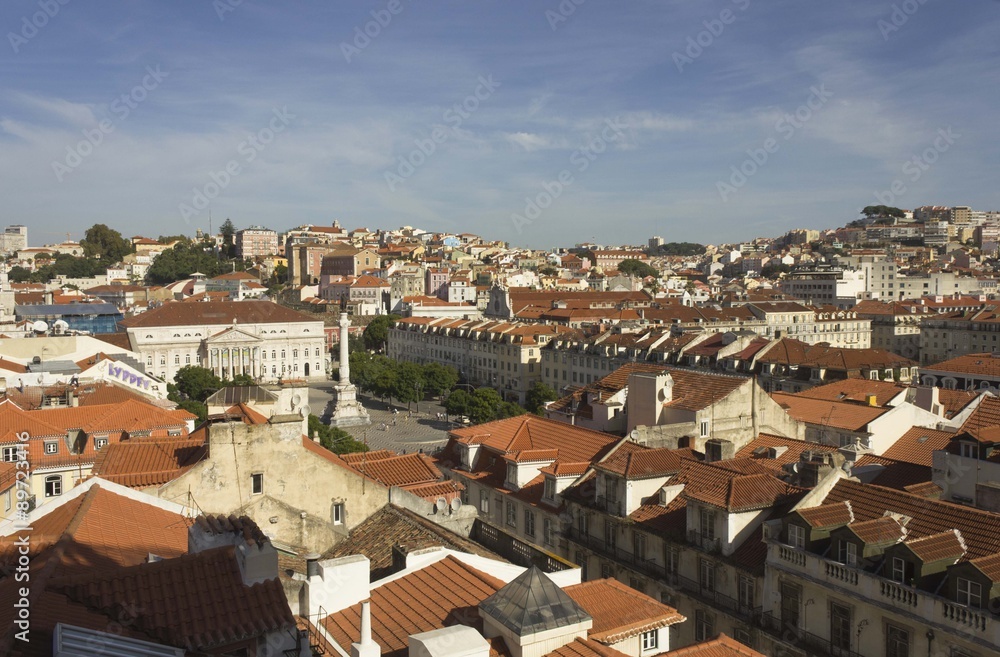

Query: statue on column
[325,311,370,427]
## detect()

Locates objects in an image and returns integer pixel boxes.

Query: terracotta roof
[923,352,1000,377]
[935,389,980,419]
[795,379,906,407]
[565,578,684,643]
[904,529,966,563]
[448,415,619,466]
[223,402,271,425]
[119,300,318,328]
[664,633,766,656]
[797,501,854,529]
[90,434,207,488]
[544,638,629,657]
[354,453,443,487]
[321,504,504,581]
[322,555,505,657]
[683,471,805,513]
[757,338,914,370]
[539,461,591,477]
[846,516,908,545]
[823,479,1000,560]
[881,427,956,467]
[734,434,838,469]
[771,393,887,431]
[903,481,943,498]
[595,445,697,480]
[855,454,934,491]
[51,544,294,650]
[969,553,1000,583]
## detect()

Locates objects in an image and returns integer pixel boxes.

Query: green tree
[363,314,400,352]
[618,259,659,278]
[499,401,527,419]
[220,218,237,257]
[861,205,905,219]
[525,381,559,414]
[81,224,132,262]
[538,265,558,276]
[175,399,208,423]
[308,415,368,454]
[146,243,226,284]
[423,362,459,398]
[172,366,223,402]
[158,234,190,245]
[468,387,503,424]
[444,389,472,417]
[392,362,426,410]
[658,242,705,256]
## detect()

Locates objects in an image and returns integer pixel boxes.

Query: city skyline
[1,1,998,248]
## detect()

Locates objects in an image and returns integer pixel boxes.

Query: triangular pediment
[205,327,263,344]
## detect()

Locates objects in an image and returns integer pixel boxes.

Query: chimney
[352,601,381,657]
[44,290,53,305]
[704,438,735,463]
[306,554,371,619]
[866,394,877,407]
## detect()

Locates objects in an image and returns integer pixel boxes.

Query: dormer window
[788,524,806,549]
[506,463,517,487]
[961,443,978,459]
[957,577,983,608]
[543,477,556,500]
[838,540,858,567]
[700,508,716,541]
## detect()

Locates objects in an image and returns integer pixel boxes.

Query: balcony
[594,495,624,516]
[760,611,863,657]
[687,530,721,554]
[674,573,760,623]
[768,541,1000,645]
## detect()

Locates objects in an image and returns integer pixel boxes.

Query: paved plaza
[307,383,455,455]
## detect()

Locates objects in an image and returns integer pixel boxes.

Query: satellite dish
[300,405,311,417]
[449,498,462,512]
[629,429,639,441]
[290,394,302,408]
[32,321,48,333]
[434,498,447,514]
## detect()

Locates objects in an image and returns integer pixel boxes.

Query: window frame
[44,474,62,497]
[251,473,264,495]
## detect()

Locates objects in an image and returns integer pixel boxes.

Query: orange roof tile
[356,453,443,487]
[734,434,838,469]
[881,426,956,467]
[565,578,684,642]
[904,529,966,563]
[665,633,766,656]
[795,379,906,406]
[771,393,888,431]
[595,445,696,480]
[322,555,505,656]
[797,501,854,529]
[90,434,206,488]
[448,415,619,466]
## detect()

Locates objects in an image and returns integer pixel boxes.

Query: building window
[665,546,679,574]
[957,578,983,608]
[506,463,517,487]
[699,558,715,593]
[505,501,517,528]
[700,508,715,540]
[544,477,556,500]
[830,602,852,651]
[960,443,977,459]
[780,582,801,629]
[174,355,180,365]
[788,524,805,549]
[45,474,62,497]
[543,518,554,546]
[633,531,646,560]
[94,438,108,450]
[479,490,489,514]
[251,473,263,495]
[738,576,755,610]
[886,624,910,657]
[694,609,714,642]
[44,441,59,455]
[838,540,858,567]
[604,519,617,549]
[600,562,613,579]
[890,557,909,583]
[1,446,22,462]
[524,510,535,538]
[700,420,709,437]
[640,629,658,651]
[333,503,345,525]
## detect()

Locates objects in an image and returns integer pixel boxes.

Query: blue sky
[1,0,997,248]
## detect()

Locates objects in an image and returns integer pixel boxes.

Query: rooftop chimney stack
[351,601,381,657]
